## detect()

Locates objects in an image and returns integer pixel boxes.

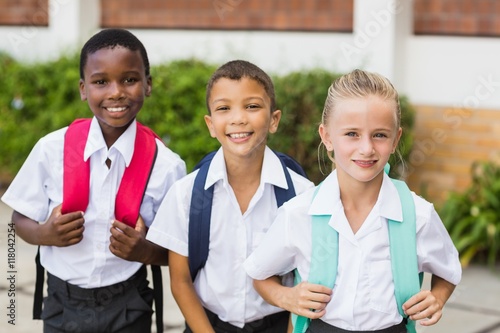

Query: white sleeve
[415,197,462,285]
[244,206,297,280]
[1,134,63,222]
[146,174,193,257]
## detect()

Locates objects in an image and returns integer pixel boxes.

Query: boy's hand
[40,204,85,246]
[402,290,443,326]
[282,281,332,319]
[109,215,169,265]
[109,215,147,262]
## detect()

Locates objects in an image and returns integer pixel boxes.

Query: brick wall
[414,0,500,37]
[406,105,500,205]
[100,0,353,32]
[0,0,48,26]
[3,0,499,37]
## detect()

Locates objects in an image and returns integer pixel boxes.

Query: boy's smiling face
[79,46,152,140]
[205,77,281,161]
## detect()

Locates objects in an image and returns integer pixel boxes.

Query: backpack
[292,170,423,333]
[34,118,164,333]
[188,149,307,281]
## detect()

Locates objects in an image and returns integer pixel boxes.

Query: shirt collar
[83,117,137,167]
[308,170,342,216]
[261,147,288,189]
[204,146,287,190]
[379,172,403,223]
[204,148,226,190]
[308,170,403,222]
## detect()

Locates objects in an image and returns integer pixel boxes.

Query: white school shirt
[2,117,186,288]
[245,170,462,331]
[147,147,314,328]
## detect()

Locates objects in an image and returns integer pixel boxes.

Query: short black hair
[79,28,150,79]
[206,60,276,114]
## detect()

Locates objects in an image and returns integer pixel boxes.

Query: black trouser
[306,319,407,333]
[184,307,289,333]
[42,266,154,333]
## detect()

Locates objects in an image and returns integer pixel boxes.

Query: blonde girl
[245,69,461,333]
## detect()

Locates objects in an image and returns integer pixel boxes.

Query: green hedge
[441,160,500,268]
[0,53,415,185]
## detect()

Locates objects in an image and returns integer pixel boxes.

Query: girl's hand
[403,275,456,327]
[402,290,442,325]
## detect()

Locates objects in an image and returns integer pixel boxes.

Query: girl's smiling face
[204,77,281,161]
[319,95,402,184]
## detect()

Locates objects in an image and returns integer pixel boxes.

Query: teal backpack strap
[292,185,339,333]
[293,165,421,333]
[389,179,422,333]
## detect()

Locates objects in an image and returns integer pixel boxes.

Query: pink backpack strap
[61,118,91,214]
[61,119,159,227]
[115,122,159,227]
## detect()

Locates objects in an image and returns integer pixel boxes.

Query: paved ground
[1,191,500,333]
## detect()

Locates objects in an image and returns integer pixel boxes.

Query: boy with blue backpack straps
[146,60,313,332]
[245,69,461,333]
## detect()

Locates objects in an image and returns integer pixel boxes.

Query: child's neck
[98,121,130,149]
[225,153,263,214]
[338,172,383,234]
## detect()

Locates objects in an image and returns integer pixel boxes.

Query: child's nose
[230,108,247,125]
[359,137,374,155]
[108,82,125,99]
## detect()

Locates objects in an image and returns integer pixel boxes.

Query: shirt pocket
[368,259,397,314]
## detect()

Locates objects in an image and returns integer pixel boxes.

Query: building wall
[407,105,500,205]
[0,0,499,204]
[414,0,500,37]
[0,0,48,26]
[101,0,354,32]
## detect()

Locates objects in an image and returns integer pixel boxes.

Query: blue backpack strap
[192,151,217,171]
[188,153,215,281]
[292,184,338,333]
[389,179,421,333]
[188,150,303,281]
[274,151,307,178]
[274,156,297,207]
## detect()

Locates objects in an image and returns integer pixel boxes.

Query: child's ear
[392,127,403,153]
[145,76,152,97]
[318,124,333,151]
[204,115,217,138]
[268,110,282,134]
[79,79,87,101]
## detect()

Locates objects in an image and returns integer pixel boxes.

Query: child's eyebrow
[243,96,265,102]
[88,70,141,78]
[89,72,107,78]
[211,97,231,105]
[121,70,142,76]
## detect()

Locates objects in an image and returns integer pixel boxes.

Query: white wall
[0,0,99,62]
[403,36,500,109]
[1,0,499,109]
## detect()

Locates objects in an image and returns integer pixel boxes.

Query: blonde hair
[319,69,402,172]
